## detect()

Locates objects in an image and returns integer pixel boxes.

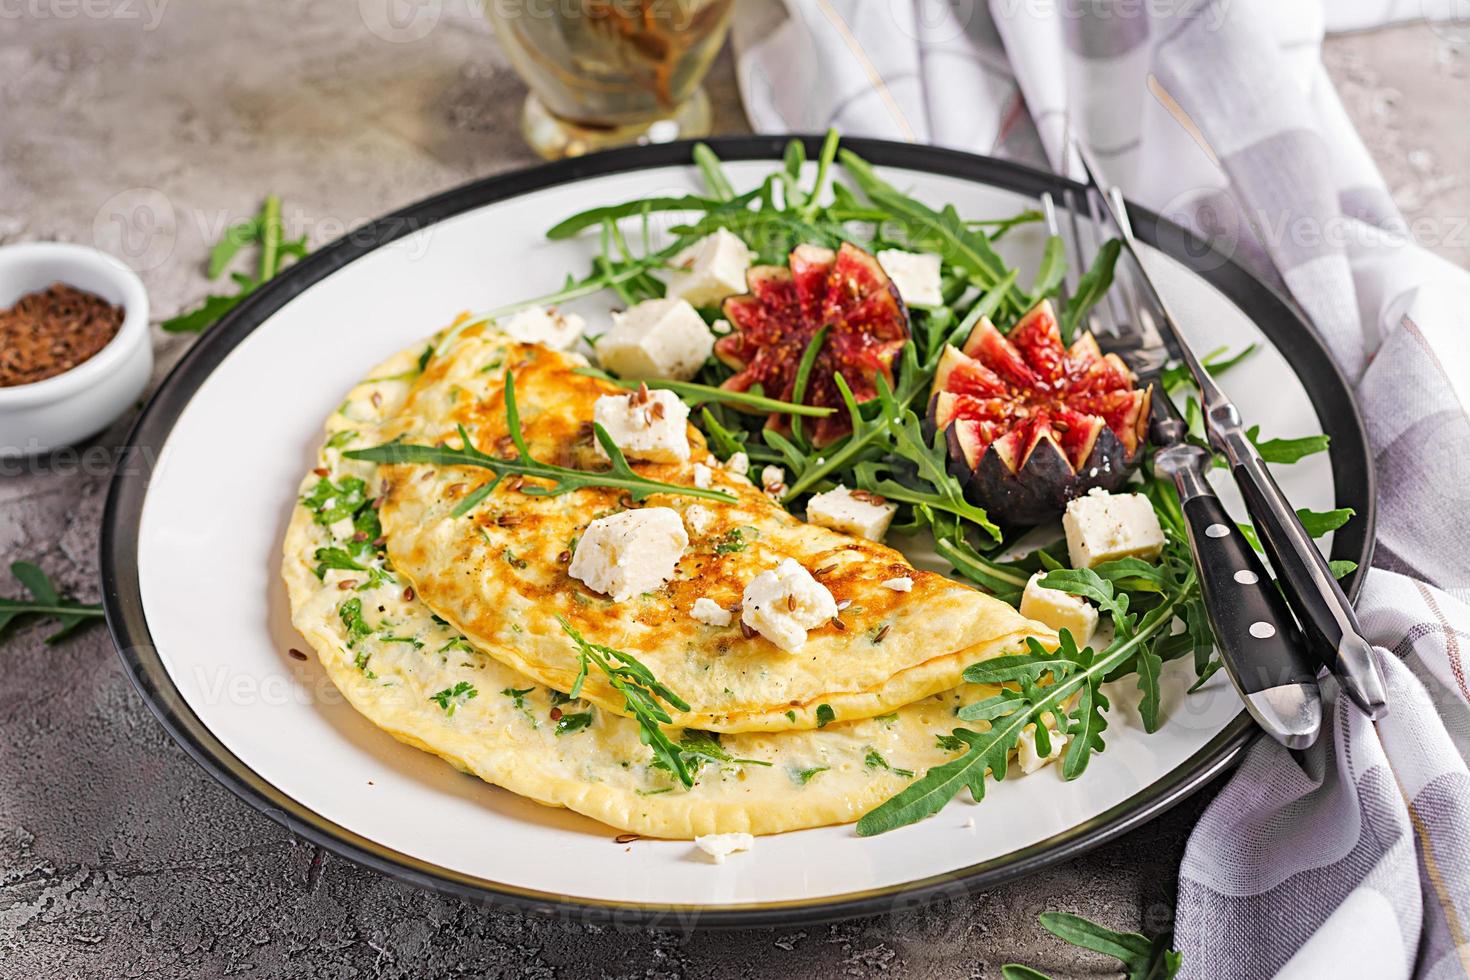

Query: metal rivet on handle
[1205,524,1230,538]
[1234,569,1259,585]
[1250,622,1276,639]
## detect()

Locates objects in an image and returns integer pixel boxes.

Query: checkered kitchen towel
[733,2,1470,976]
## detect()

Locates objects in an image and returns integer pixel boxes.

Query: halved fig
[716,242,910,445]
[929,300,1151,526]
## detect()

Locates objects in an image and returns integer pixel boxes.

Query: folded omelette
[282,338,1022,838]
[365,326,1051,733]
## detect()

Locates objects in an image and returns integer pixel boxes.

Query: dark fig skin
[962,427,1140,528]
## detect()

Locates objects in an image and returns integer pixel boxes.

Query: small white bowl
[0,243,153,457]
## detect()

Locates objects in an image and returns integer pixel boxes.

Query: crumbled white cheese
[691,597,733,627]
[710,318,733,335]
[760,465,787,499]
[1017,718,1069,774]
[805,485,898,541]
[592,388,690,463]
[693,463,713,489]
[881,576,913,592]
[1020,572,1099,645]
[594,298,714,381]
[327,517,356,540]
[664,229,753,307]
[568,508,688,602]
[877,249,944,307]
[1062,487,1166,569]
[725,451,750,479]
[694,831,754,864]
[496,306,585,350]
[684,504,715,536]
[740,558,839,653]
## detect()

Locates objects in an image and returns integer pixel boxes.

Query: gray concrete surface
[1,6,1465,977]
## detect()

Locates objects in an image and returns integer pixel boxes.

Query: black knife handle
[1226,445,1388,719]
[1157,444,1321,747]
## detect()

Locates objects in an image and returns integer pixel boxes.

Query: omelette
[282,340,1021,838]
[366,326,1053,733]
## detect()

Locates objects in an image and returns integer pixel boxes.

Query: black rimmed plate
[101,136,1373,928]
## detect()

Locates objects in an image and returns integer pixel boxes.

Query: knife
[1147,381,1323,747]
[1072,143,1388,720]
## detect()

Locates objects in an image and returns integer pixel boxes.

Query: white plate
[103,138,1372,926]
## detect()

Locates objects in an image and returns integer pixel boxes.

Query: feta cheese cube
[568,508,688,602]
[327,517,356,540]
[694,831,754,864]
[692,462,713,489]
[595,298,714,381]
[665,229,753,307]
[725,451,750,479]
[1062,488,1166,568]
[805,485,899,541]
[592,389,690,463]
[880,576,913,593]
[740,558,839,653]
[1019,573,1099,646]
[684,504,715,536]
[1016,719,1068,774]
[760,465,786,499]
[496,306,585,350]
[691,597,733,627]
[877,249,944,308]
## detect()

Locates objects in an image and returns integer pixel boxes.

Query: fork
[1041,188,1323,748]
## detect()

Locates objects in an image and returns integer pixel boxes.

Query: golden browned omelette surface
[374,327,1053,732]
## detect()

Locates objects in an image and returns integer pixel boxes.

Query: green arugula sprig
[573,367,834,418]
[857,561,1195,836]
[0,562,104,644]
[346,372,736,511]
[1003,912,1182,979]
[163,195,308,333]
[557,618,696,788]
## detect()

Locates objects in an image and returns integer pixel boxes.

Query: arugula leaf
[1247,425,1331,465]
[676,730,771,775]
[789,324,832,448]
[576,368,833,417]
[546,192,757,240]
[348,373,737,506]
[1057,238,1121,343]
[1030,234,1066,303]
[815,703,835,728]
[1038,912,1181,980]
[165,195,306,333]
[557,618,694,788]
[839,150,1024,312]
[857,576,1193,836]
[0,562,104,644]
[1038,568,1135,638]
[207,217,260,278]
[1237,507,1354,551]
[692,142,735,202]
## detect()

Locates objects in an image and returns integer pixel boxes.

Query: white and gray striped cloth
[732,3,1470,976]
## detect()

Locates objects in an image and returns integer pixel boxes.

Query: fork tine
[1040,192,1072,310]
[1083,188,1129,340]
